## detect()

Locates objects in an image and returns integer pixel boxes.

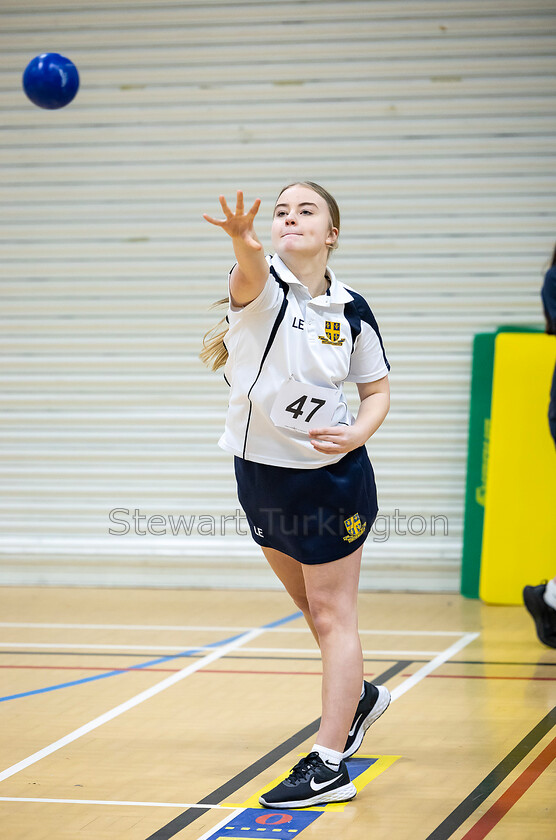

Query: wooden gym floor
[0,587,554,840]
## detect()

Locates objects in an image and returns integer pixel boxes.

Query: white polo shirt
[218,254,390,468]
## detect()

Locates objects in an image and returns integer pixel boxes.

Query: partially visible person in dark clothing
[541,244,556,441]
[523,243,556,649]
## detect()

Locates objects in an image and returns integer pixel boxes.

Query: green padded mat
[460,325,542,598]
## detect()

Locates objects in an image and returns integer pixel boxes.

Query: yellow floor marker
[224,754,401,813]
[480,333,556,605]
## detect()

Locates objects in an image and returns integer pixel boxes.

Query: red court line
[0,665,362,677]
[2,663,556,682]
[2,663,556,681]
[460,735,556,840]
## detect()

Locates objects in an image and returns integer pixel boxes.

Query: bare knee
[306,595,336,637]
[307,593,356,637]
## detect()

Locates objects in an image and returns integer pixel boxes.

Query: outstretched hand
[203,191,262,251]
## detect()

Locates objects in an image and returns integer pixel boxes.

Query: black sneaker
[523,583,556,648]
[259,752,357,809]
[342,682,391,759]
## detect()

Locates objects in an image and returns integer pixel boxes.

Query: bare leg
[261,546,320,645]
[302,547,363,753]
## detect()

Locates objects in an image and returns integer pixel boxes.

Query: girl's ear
[325,227,339,246]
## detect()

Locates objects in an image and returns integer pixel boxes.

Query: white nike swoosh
[348,714,363,737]
[310,774,343,791]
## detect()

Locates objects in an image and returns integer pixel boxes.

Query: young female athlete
[202,182,391,808]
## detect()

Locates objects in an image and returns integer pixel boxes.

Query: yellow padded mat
[480,333,556,605]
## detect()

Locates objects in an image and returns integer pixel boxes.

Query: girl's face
[271,184,337,262]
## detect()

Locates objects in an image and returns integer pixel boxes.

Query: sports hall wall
[1,0,555,591]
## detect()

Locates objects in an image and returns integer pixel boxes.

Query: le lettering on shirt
[218,254,390,469]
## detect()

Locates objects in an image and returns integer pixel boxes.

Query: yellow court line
[223,753,401,813]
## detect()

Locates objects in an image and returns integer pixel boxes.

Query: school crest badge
[318,320,345,346]
[343,513,366,543]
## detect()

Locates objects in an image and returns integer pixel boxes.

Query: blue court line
[0,611,303,703]
[263,611,303,629]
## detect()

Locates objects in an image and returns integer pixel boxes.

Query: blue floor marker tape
[0,611,303,703]
[215,808,322,837]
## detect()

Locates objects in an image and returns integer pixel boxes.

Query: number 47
[285,395,326,423]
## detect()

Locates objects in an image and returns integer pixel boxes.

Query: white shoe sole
[259,781,357,809]
[342,684,391,760]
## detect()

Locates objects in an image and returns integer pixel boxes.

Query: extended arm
[203,191,269,307]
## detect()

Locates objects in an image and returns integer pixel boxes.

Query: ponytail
[199,298,229,371]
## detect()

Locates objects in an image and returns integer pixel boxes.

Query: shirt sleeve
[227,257,283,320]
[346,319,391,382]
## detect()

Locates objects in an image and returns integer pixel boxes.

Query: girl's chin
[279,242,304,251]
[275,240,310,257]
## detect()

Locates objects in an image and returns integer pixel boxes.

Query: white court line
[190,630,481,839]
[380,649,441,657]
[0,797,237,810]
[0,622,469,636]
[0,642,443,657]
[246,647,444,657]
[0,627,264,783]
[0,642,219,652]
[390,632,480,701]
[195,808,246,840]
[0,623,261,632]
[0,629,480,825]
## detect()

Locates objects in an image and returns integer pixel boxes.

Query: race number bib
[270,377,341,435]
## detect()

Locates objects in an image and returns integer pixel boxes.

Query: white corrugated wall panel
[0,0,555,590]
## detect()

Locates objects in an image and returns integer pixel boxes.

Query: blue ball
[23,53,79,110]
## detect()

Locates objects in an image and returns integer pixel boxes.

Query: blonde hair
[199,297,229,370]
[200,181,340,371]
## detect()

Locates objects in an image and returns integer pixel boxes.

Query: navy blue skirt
[234,446,378,565]
[549,361,556,446]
